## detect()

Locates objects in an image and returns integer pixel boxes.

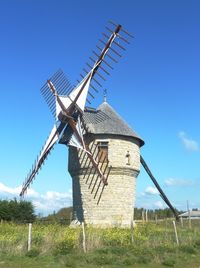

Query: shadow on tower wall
[69,139,112,222]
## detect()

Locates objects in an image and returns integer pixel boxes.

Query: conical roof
[83,101,144,147]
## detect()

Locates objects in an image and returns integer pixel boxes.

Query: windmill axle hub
[58,111,74,123]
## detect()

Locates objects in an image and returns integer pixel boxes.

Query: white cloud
[178,131,199,151]
[0,183,40,198]
[0,182,21,195]
[165,178,193,187]
[144,186,159,195]
[135,199,166,210]
[154,201,164,209]
[42,191,71,201]
[32,200,49,211]
[27,188,40,198]
[37,190,72,212]
[0,182,72,215]
[32,197,70,212]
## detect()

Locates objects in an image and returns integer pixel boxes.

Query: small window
[126,151,131,165]
[98,141,108,163]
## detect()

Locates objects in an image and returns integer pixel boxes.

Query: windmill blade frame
[20,122,66,197]
[77,22,133,107]
[40,69,73,120]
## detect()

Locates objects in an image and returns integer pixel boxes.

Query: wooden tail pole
[140,155,179,221]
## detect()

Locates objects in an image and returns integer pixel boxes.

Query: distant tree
[0,199,36,222]
[133,207,182,220]
[40,207,73,224]
[18,199,36,222]
[0,200,10,220]
[56,207,73,219]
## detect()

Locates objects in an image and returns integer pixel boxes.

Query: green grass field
[0,220,200,267]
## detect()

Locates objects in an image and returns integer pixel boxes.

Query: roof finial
[104,89,107,102]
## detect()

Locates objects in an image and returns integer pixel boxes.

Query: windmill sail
[20,123,65,197]
[68,73,92,113]
[40,69,73,120]
[41,22,133,121]
[77,22,133,106]
[38,125,59,158]
[68,117,86,150]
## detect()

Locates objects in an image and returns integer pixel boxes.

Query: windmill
[20,21,179,222]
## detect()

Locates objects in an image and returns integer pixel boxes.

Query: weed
[90,253,115,265]
[180,245,196,254]
[54,240,75,255]
[194,239,200,248]
[137,255,152,264]
[162,257,176,267]
[25,249,40,258]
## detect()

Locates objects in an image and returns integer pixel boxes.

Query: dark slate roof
[83,101,144,147]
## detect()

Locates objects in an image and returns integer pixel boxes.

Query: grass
[0,219,200,267]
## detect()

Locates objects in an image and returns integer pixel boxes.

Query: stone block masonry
[69,134,141,227]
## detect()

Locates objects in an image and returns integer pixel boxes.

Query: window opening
[98,141,108,163]
[126,150,131,165]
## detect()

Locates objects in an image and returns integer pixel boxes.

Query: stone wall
[68,134,141,227]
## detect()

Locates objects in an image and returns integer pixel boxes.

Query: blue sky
[0,0,200,215]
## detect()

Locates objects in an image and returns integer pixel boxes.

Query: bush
[194,239,200,248]
[162,258,176,267]
[102,228,130,246]
[54,240,75,255]
[25,249,40,258]
[180,245,196,254]
[0,199,35,223]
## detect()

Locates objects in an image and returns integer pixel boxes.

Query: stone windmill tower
[68,100,144,227]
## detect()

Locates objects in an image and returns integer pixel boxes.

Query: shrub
[194,239,200,248]
[25,249,40,258]
[54,240,75,255]
[102,228,130,246]
[180,245,196,254]
[162,258,176,267]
